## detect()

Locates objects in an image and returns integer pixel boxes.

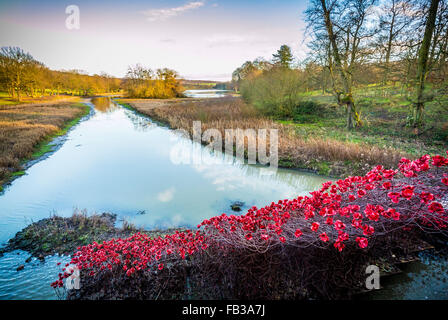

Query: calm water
[0,96,328,299]
[361,247,448,300]
[184,89,231,98]
[0,95,446,300]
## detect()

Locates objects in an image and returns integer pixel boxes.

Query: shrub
[292,100,325,123]
[240,68,306,119]
[123,66,184,99]
[53,151,448,299]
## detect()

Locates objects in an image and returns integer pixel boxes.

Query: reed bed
[128,97,408,176]
[0,102,87,185]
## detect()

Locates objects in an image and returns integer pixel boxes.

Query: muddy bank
[0,212,183,260]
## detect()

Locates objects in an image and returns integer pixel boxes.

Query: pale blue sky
[0,0,309,81]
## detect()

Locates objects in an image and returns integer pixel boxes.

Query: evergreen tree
[272,45,293,68]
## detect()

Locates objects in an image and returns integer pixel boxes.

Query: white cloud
[157,187,176,202]
[142,1,205,22]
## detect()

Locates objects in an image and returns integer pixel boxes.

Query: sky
[0,0,309,81]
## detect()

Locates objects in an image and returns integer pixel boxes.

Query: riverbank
[0,212,182,262]
[48,152,448,300]
[0,100,90,191]
[117,97,408,177]
[0,93,80,107]
[2,209,443,300]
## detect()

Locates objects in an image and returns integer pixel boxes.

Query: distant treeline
[180,80,230,90]
[0,46,185,101]
[0,47,122,100]
[123,64,184,99]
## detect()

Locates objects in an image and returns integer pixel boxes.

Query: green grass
[11,171,26,177]
[0,91,20,106]
[55,105,89,136]
[0,102,90,189]
[312,160,331,176]
[29,103,90,161]
[31,144,54,159]
[281,84,448,158]
[114,100,134,111]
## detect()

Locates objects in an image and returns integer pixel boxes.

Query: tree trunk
[320,0,361,129]
[382,31,393,88]
[413,0,440,128]
[322,68,326,94]
[382,2,397,87]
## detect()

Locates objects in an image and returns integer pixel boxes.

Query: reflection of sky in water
[0,96,328,299]
[0,98,328,245]
[0,97,447,300]
[184,90,231,98]
[0,251,70,300]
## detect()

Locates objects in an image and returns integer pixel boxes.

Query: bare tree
[305,0,378,129]
[412,0,441,127]
[375,0,416,85]
[427,0,448,83]
[231,58,272,92]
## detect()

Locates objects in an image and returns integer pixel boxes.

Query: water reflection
[360,247,448,300]
[0,95,446,300]
[93,97,152,131]
[169,135,323,197]
[0,251,70,300]
[91,97,118,113]
[0,98,328,245]
[123,109,152,132]
[184,89,231,98]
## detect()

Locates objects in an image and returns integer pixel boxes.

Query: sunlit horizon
[0,0,309,81]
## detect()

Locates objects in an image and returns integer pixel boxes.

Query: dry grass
[126,97,409,176]
[0,101,87,185]
[0,93,79,107]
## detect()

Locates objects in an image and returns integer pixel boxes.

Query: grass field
[0,100,89,188]
[292,84,448,158]
[0,91,83,107]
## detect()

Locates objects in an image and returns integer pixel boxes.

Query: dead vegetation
[0,210,183,259]
[125,97,408,176]
[0,101,88,186]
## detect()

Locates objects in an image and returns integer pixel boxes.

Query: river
[0,95,447,300]
[183,89,232,98]
[0,95,328,299]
